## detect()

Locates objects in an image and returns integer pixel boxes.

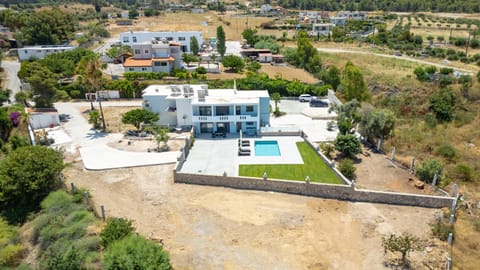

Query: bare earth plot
[64,160,447,270]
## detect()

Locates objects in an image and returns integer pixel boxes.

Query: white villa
[17,45,76,61]
[312,23,335,36]
[142,84,270,135]
[119,31,203,53]
[123,40,182,73]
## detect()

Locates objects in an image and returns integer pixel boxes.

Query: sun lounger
[238,150,250,156]
[238,141,250,147]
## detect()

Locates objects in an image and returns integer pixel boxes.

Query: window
[180,45,187,52]
[123,37,129,42]
[160,62,167,66]
[135,49,141,54]
[144,49,149,54]
[143,100,150,107]
[178,36,186,41]
[246,106,254,112]
[215,106,230,116]
[24,50,28,54]
[141,67,148,71]
[133,37,137,43]
[166,37,173,41]
[129,68,134,71]
[236,106,241,115]
[154,62,161,66]
[246,122,255,126]
[199,106,211,116]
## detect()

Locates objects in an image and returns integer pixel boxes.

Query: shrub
[453,163,474,182]
[425,65,437,74]
[435,144,457,161]
[100,217,134,247]
[320,142,335,158]
[414,67,429,81]
[470,39,479,49]
[423,113,438,128]
[416,159,442,183]
[338,159,356,180]
[439,67,453,75]
[196,66,207,74]
[334,134,361,158]
[431,220,453,241]
[429,88,455,122]
[104,235,172,270]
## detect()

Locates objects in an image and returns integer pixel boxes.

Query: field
[239,142,342,184]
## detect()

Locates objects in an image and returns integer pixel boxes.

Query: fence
[173,172,454,208]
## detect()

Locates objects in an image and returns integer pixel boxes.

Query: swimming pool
[254,140,281,156]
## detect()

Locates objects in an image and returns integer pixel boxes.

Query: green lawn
[239,142,342,184]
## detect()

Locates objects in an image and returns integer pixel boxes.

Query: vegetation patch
[239,142,342,184]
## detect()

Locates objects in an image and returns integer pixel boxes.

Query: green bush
[338,159,356,180]
[453,163,474,182]
[416,159,442,183]
[423,113,438,128]
[104,235,172,270]
[320,142,335,158]
[435,144,457,161]
[0,244,24,267]
[429,88,455,122]
[334,134,361,158]
[431,220,453,241]
[196,66,207,74]
[100,218,134,247]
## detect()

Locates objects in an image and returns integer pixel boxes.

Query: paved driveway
[1,60,21,103]
[55,101,180,170]
[269,99,338,142]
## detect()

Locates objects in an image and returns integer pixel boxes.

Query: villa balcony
[192,115,258,122]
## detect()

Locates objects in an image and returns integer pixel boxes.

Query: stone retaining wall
[174,172,453,208]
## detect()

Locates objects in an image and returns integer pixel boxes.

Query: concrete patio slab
[80,144,180,170]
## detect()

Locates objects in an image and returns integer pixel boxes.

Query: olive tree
[121,109,159,131]
[382,233,422,265]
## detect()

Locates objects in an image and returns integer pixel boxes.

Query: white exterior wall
[152,63,171,73]
[258,54,272,63]
[175,98,193,127]
[18,46,76,61]
[124,66,153,72]
[132,44,153,58]
[143,94,178,127]
[120,31,203,53]
[29,113,60,129]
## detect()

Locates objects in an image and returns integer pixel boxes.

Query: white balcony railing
[192,115,258,122]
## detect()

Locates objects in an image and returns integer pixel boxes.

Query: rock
[414,180,425,189]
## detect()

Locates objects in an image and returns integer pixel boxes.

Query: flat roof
[142,84,269,105]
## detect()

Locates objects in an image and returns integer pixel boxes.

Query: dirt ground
[64,156,447,269]
[353,146,440,196]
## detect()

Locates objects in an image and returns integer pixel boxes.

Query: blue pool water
[255,140,281,156]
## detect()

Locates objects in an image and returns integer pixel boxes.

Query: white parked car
[299,94,312,102]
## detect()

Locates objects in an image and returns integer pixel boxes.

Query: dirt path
[64,159,446,270]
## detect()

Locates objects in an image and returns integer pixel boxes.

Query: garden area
[239,142,342,184]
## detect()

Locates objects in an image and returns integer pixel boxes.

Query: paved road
[316,47,475,73]
[1,60,22,102]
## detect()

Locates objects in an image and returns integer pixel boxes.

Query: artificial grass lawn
[239,142,342,184]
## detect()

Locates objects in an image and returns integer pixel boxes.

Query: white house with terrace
[123,40,182,73]
[142,84,270,135]
[119,31,203,53]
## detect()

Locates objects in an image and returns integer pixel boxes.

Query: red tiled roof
[169,42,181,46]
[123,58,152,67]
[152,57,175,62]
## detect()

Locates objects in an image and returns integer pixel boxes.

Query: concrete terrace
[180,135,304,176]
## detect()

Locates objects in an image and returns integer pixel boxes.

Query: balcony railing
[192,115,258,122]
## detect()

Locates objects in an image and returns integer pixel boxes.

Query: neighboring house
[28,108,60,130]
[191,8,204,13]
[337,11,368,21]
[260,4,271,14]
[312,23,334,36]
[120,31,203,53]
[17,45,76,61]
[123,40,182,73]
[258,53,272,63]
[330,16,347,26]
[142,84,270,135]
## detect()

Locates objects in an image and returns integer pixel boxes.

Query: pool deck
[180,135,304,176]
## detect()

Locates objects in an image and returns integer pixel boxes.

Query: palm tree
[271,92,281,112]
[76,54,107,131]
